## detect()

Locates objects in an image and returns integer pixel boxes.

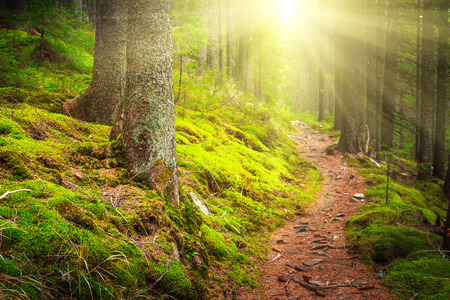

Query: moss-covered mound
[344,155,449,299]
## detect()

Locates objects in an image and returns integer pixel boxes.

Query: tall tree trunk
[380,0,400,151]
[366,0,378,153]
[375,0,385,154]
[318,71,325,122]
[333,0,343,130]
[225,0,233,77]
[218,0,223,78]
[206,0,214,68]
[418,0,435,181]
[237,2,248,87]
[415,3,422,161]
[433,0,448,180]
[122,0,179,205]
[338,0,362,153]
[70,0,126,125]
[443,155,450,251]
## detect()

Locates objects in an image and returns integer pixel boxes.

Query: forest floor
[239,122,395,300]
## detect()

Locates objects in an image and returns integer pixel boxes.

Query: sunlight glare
[279,0,295,24]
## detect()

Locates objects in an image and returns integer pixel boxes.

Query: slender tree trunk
[318,71,325,122]
[418,0,435,181]
[415,3,422,161]
[380,0,400,151]
[366,0,378,153]
[338,0,362,153]
[71,0,126,125]
[433,0,448,180]
[375,0,385,154]
[122,0,179,205]
[333,0,343,130]
[218,0,223,78]
[225,0,233,77]
[443,155,450,250]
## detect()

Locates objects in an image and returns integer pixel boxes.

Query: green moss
[384,255,450,299]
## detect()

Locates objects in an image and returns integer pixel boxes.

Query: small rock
[295,225,308,232]
[338,296,353,300]
[336,213,346,217]
[376,269,386,279]
[310,280,325,287]
[358,284,375,290]
[303,259,323,266]
[353,193,365,199]
[278,275,287,282]
[315,290,326,297]
[293,265,305,272]
[332,217,342,221]
[302,274,312,282]
[74,173,82,180]
[332,235,338,241]
[288,297,299,300]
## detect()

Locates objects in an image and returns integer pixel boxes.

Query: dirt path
[239,122,393,300]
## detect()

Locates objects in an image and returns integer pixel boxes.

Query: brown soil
[238,122,395,300]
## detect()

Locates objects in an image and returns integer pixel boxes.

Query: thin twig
[147,255,173,291]
[0,189,31,200]
[110,186,127,223]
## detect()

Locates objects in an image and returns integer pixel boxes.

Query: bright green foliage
[0,29,93,93]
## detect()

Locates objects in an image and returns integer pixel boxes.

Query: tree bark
[225,0,233,78]
[443,155,450,251]
[338,0,362,154]
[122,0,179,205]
[418,0,435,181]
[365,0,378,153]
[375,0,384,154]
[415,3,422,161]
[380,0,400,151]
[433,0,448,180]
[70,0,126,125]
[333,0,343,131]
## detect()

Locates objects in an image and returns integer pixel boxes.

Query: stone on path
[352,193,365,199]
[303,259,323,266]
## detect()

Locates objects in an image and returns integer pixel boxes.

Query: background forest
[0,0,449,299]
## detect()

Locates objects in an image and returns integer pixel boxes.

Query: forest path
[239,122,393,300]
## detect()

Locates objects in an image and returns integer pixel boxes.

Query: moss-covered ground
[0,29,321,299]
[345,152,449,299]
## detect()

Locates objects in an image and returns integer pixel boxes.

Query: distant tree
[380,0,400,151]
[338,0,362,153]
[333,0,343,131]
[443,156,450,251]
[417,0,435,181]
[365,0,379,152]
[71,0,126,125]
[121,0,179,205]
[433,0,448,180]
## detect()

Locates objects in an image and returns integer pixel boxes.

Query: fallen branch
[310,244,348,250]
[337,255,359,260]
[0,189,31,200]
[293,278,360,291]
